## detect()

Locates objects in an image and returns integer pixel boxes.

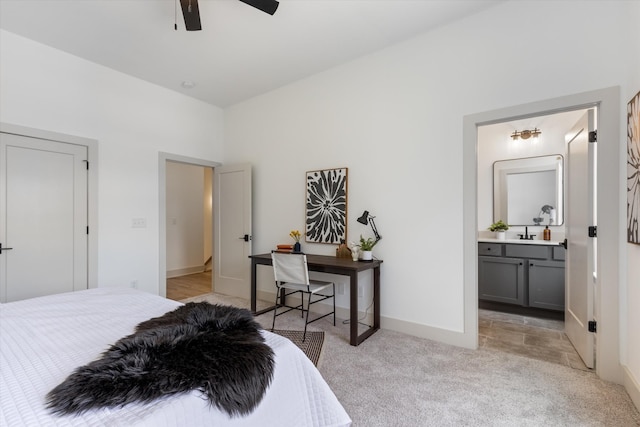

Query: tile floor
[479,308,589,371]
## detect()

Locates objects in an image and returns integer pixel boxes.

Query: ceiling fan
[179,0,279,31]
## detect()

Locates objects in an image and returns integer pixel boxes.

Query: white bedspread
[0,288,351,427]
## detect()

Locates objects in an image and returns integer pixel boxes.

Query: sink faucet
[519,226,535,240]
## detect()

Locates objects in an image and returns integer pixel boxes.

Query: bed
[0,287,352,426]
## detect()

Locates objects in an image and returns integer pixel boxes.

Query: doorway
[462,87,622,382]
[159,157,257,307]
[158,153,220,299]
[165,161,213,301]
[476,108,591,370]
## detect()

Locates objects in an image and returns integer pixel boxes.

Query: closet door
[0,133,88,302]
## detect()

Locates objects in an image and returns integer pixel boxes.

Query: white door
[213,163,252,299]
[0,133,88,303]
[565,110,596,368]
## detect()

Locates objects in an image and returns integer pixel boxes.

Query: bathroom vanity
[478,239,565,311]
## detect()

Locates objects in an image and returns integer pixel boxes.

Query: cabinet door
[528,260,565,311]
[478,256,525,305]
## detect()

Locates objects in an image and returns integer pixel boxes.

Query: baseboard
[166,266,205,279]
[263,291,471,347]
[623,365,640,412]
[381,316,475,349]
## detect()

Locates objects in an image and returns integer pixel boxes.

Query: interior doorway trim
[158,152,221,298]
[462,87,621,383]
[0,122,99,289]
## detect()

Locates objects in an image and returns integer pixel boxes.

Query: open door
[565,110,596,368]
[213,163,252,299]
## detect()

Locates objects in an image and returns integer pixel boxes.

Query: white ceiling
[0,0,503,107]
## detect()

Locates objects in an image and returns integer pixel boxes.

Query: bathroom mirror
[493,155,564,226]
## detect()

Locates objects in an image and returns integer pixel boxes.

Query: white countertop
[478,237,564,246]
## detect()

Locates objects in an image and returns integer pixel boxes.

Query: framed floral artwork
[305,168,348,244]
[628,90,640,245]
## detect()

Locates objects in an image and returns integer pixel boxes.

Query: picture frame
[305,168,348,244]
[628,90,640,245]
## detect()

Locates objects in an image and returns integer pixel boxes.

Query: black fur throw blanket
[46,302,275,417]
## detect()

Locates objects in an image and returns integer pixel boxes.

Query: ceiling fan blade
[238,0,279,15]
[180,0,202,31]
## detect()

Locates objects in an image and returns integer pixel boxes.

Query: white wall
[166,162,205,276]
[0,30,224,294]
[623,0,640,408]
[224,0,639,395]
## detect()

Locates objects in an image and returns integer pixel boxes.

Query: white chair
[270,252,335,341]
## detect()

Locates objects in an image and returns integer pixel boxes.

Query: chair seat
[277,280,333,294]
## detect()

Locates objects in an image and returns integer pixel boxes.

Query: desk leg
[350,266,380,346]
[373,265,380,329]
[250,260,257,313]
[251,261,281,316]
[349,271,358,346]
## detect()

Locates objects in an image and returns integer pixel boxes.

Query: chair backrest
[271,252,310,285]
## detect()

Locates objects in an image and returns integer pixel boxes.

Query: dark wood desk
[249,253,382,346]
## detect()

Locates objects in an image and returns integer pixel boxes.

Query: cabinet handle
[530,263,534,267]
[519,262,523,265]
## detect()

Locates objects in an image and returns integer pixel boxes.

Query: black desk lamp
[357,210,382,243]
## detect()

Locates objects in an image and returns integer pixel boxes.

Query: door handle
[238,234,251,242]
[0,243,14,254]
[561,239,567,249]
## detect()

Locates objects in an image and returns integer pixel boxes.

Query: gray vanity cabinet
[478,242,565,311]
[528,260,565,311]
[478,256,525,305]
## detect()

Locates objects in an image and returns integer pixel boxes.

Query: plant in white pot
[488,220,509,240]
[358,235,378,261]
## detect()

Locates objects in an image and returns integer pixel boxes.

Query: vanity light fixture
[357,210,382,244]
[511,128,541,140]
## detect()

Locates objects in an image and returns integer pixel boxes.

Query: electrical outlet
[358,284,364,298]
[130,280,138,288]
[132,218,146,228]
[337,283,345,295]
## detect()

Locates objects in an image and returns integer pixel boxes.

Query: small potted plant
[488,220,509,240]
[358,235,377,261]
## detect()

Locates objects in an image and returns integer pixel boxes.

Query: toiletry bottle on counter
[543,225,551,241]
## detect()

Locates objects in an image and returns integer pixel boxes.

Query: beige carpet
[184,292,640,426]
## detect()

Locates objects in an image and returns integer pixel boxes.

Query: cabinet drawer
[552,246,566,261]
[478,243,502,256]
[505,244,549,260]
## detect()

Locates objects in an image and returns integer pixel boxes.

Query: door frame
[462,87,622,383]
[158,152,221,298]
[0,122,99,289]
